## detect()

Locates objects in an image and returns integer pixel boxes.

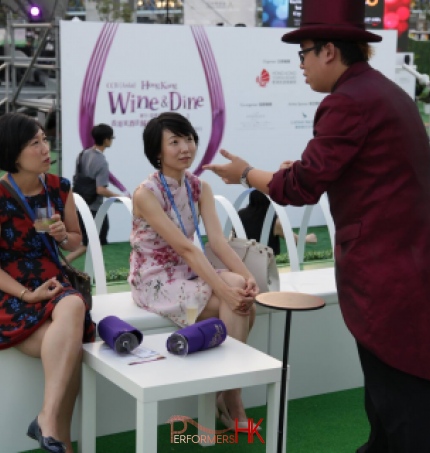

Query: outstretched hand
[203,149,250,184]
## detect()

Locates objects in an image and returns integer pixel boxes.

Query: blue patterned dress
[0,173,95,349]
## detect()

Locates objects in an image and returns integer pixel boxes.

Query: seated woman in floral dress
[0,113,95,453]
[129,112,259,429]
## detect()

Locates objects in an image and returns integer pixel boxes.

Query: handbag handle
[76,149,85,174]
[75,149,96,179]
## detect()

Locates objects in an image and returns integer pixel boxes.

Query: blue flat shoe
[27,417,66,453]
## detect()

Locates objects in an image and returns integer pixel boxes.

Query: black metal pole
[278,310,292,453]
[165,0,169,23]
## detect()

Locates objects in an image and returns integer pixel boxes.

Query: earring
[156,158,161,168]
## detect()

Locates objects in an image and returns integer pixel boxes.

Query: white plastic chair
[91,197,133,295]
[93,196,133,234]
[230,190,301,272]
[73,193,107,295]
[214,194,248,239]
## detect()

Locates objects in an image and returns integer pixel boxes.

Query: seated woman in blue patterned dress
[0,113,95,453]
[129,112,259,430]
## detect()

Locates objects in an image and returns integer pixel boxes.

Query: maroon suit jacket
[269,62,430,381]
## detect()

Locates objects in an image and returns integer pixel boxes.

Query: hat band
[302,22,366,30]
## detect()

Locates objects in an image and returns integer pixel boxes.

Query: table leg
[198,392,216,447]
[266,380,280,453]
[278,310,292,453]
[136,401,157,453]
[282,365,290,453]
[79,363,96,453]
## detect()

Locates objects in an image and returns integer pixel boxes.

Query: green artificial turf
[22,387,369,453]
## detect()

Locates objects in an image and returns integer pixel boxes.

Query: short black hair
[313,40,372,65]
[143,112,199,169]
[0,113,42,173]
[249,189,270,209]
[91,123,114,146]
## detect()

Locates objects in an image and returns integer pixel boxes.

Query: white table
[79,333,282,453]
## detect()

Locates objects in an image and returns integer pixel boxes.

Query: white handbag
[205,238,280,293]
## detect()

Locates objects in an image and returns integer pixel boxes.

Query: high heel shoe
[216,397,261,432]
[27,417,66,453]
[216,398,234,430]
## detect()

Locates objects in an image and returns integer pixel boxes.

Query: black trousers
[356,343,430,453]
[77,209,109,246]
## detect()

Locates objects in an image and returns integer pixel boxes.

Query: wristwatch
[240,166,254,188]
[58,234,69,247]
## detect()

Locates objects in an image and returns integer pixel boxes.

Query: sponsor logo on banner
[256,64,296,87]
[256,69,270,87]
[288,101,320,130]
[272,70,297,85]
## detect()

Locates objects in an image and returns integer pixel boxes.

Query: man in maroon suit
[205,0,430,452]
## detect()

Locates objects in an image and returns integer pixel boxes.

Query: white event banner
[183,0,256,26]
[60,21,397,241]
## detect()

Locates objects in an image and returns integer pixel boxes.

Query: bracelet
[58,234,69,247]
[19,288,29,301]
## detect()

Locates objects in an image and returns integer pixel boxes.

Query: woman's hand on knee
[25,278,63,304]
[244,277,259,298]
[217,286,245,312]
[219,286,255,315]
[235,295,256,315]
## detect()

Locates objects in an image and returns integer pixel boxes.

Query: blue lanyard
[7,173,53,220]
[159,172,205,251]
[7,173,62,269]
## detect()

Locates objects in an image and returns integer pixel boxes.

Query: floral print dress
[0,174,95,349]
[129,171,213,326]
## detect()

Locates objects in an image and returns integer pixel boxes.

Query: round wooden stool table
[256,291,325,453]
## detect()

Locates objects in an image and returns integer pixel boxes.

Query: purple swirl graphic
[109,172,130,197]
[191,26,226,176]
[79,23,118,147]
[78,23,129,195]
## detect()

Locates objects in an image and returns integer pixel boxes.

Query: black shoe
[27,417,66,453]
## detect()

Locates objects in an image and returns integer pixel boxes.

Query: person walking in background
[0,113,95,453]
[67,123,122,263]
[237,189,317,255]
[129,112,259,430]
[205,0,430,451]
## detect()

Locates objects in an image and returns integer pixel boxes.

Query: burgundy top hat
[282,0,382,44]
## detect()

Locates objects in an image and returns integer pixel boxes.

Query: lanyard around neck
[7,173,61,268]
[158,172,205,251]
[7,173,53,220]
